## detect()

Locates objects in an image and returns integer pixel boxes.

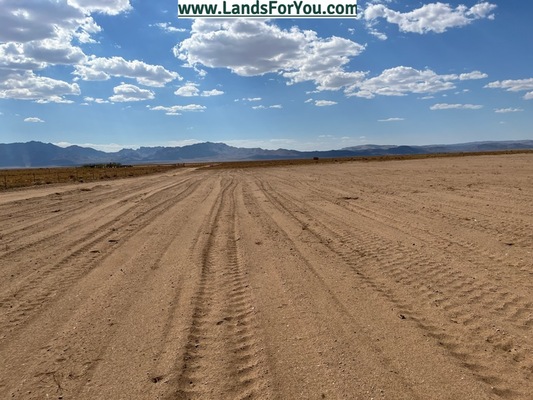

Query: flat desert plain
[1,154,532,400]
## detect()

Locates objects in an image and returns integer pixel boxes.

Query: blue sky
[0,0,532,151]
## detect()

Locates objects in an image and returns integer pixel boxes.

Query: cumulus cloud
[0,1,101,74]
[68,0,132,15]
[368,28,388,41]
[109,83,154,102]
[35,96,75,104]
[0,0,133,103]
[74,56,181,87]
[149,104,207,116]
[175,83,224,97]
[84,96,109,104]
[0,70,80,102]
[430,103,483,110]
[363,2,496,35]
[315,100,337,107]
[151,22,187,33]
[485,78,533,100]
[201,88,224,96]
[494,108,523,113]
[24,117,45,123]
[175,83,200,97]
[459,71,488,80]
[345,66,485,98]
[175,19,365,91]
[0,0,88,43]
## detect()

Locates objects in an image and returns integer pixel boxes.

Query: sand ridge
[0,154,532,399]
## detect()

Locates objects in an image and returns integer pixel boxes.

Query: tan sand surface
[1,154,532,399]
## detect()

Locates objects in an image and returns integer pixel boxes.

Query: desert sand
[1,154,532,399]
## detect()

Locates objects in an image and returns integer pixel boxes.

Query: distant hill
[341,140,533,154]
[1,140,532,168]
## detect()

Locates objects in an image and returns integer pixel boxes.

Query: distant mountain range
[1,140,532,168]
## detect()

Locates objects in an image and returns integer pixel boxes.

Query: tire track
[0,175,176,236]
[278,173,533,311]
[253,176,532,398]
[0,176,195,292]
[171,176,272,400]
[0,177,202,338]
[2,176,212,399]
[238,177,431,399]
[0,176,195,262]
[333,190,533,290]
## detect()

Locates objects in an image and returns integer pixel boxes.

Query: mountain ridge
[1,140,532,168]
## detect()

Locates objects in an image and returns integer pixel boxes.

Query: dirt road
[1,154,532,399]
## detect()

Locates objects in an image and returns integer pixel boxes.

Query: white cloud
[0,70,80,102]
[149,104,206,116]
[175,83,200,97]
[494,108,523,113]
[151,22,187,33]
[74,56,181,87]
[109,83,155,102]
[68,0,132,15]
[304,98,313,103]
[84,96,109,104]
[175,19,365,91]
[0,1,111,73]
[0,39,87,71]
[378,117,405,122]
[368,28,388,41]
[315,100,337,107]
[459,71,488,80]
[244,97,262,102]
[252,104,282,109]
[0,0,135,104]
[35,96,75,104]
[24,117,44,123]
[430,103,483,110]
[485,78,533,92]
[363,2,496,35]
[201,88,224,96]
[485,78,533,100]
[345,66,485,98]
[0,1,102,73]
[0,0,88,43]
[175,83,224,97]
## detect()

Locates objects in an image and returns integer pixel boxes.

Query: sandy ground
[1,154,532,400]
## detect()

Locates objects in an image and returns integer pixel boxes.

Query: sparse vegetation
[81,162,131,168]
[2,150,532,190]
[200,149,533,170]
[0,164,185,190]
